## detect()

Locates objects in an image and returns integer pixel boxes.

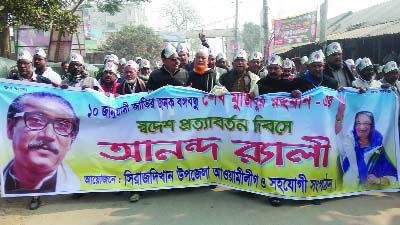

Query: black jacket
[323,61,355,87]
[116,78,147,95]
[257,76,292,95]
[289,73,338,93]
[187,69,217,92]
[146,66,189,91]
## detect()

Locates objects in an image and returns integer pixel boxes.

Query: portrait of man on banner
[3,92,81,194]
[336,107,398,189]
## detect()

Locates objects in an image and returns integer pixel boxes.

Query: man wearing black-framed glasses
[3,92,81,208]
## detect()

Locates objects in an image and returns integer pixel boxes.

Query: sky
[144,0,390,31]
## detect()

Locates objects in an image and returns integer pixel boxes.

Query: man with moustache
[100,62,120,95]
[32,47,62,85]
[219,49,259,95]
[3,92,81,208]
[186,46,217,92]
[116,60,147,95]
[352,58,381,89]
[248,51,267,79]
[323,42,355,87]
[147,45,189,91]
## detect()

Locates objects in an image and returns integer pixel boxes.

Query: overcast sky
[145,0,390,30]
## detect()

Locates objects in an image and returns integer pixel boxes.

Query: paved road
[1,187,400,225]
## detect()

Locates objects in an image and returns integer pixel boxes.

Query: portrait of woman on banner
[336,107,398,189]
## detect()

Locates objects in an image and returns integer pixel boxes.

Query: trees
[104,25,162,63]
[160,0,200,31]
[0,0,149,57]
[241,22,262,54]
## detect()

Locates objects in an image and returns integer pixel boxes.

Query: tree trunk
[0,26,11,58]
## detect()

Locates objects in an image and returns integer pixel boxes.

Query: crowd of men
[4,37,400,209]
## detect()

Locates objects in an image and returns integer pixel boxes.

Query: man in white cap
[177,43,193,71]
[8,50,53,85]
[248,51,267,79]
[352,58,381,89]
[207,48,226,83]
[216,52,230,72]
[61,52,103,92]
[33,47,62,85]
[138,59,152,82]
[291,50,338,93]
[186,46,218,92]
[375,65,384,81]
[298,56,309,74]
[380,61,400,95]
[146,44,189,91]
[255,54,291,96]
[324,42,355,87]
[345,59,357,77]
[282,58,294,80]
[135,57,142,65]
[117,60,147,95]
[100,62,120,95]
[219,49,259,94]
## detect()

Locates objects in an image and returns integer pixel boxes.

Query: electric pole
[263,0,269,58]
[234,0,239,49]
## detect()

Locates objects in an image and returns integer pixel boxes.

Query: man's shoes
[269,197,282,207]
[129,192,141,202]
[29,197,41,210]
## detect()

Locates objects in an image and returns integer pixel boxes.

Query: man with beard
[216,52,230,72]
[147,45,189,91]
[248,51,267,79]
[116,60,147,95]
[352,58,381,89]
[282,58,294,80]
[219,49,259,95]
[32,48,62,86]
[380,61,400,95]
[290,50,338,93]
[255,54,291,96]
[186,46,217,92]
[177,43,193,72]
[324,42,355,87]
[100,62,120,95]
[61,53,103,92]
[207,48,226,84]
[60,61,69,80]
[8,50,53,85]
[4,92,80,209]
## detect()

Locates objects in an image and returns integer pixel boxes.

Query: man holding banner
[3,92,81,208]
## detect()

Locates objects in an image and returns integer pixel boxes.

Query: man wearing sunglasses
[3,92,81,207]
[146,45,189,91]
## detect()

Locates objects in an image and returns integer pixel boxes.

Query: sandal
[129,192,141,202]
[29,197,41,210]
[269,197,282,207]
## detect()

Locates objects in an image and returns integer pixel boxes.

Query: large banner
[1,79,399,199]
[273,11,317,46]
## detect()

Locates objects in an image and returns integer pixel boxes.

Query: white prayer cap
[326,42,342,56]
[125,60,138,70]
[267,54,283,66]
[216,52,226,61]
[177,43,189,54]
[17,49,33,62]
[69,52,84,64]
[33,47,47,58]
[119,58,127,65]
[234,49,247,60]
[249,51,263,61]
[107,54,119,64]
[300,56,309,65]
[282,58,293,69]
[208,47,216,57]
[196,46,209,56]
[383,61,398,73]
[163,44,177,58]
[355,58,362,67]
[308,50,325,64]
[357,57,373,71]
[140,59,151,69]
[103,61,118,74]
[345,59,355,66]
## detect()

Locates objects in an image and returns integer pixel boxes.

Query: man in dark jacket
[147,45,189,91]
[256,54,291,95]
[323,42,355,87]
[116,60,147,95]
[186,46,217,92]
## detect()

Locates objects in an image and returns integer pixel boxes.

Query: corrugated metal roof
[328,20,400,40]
